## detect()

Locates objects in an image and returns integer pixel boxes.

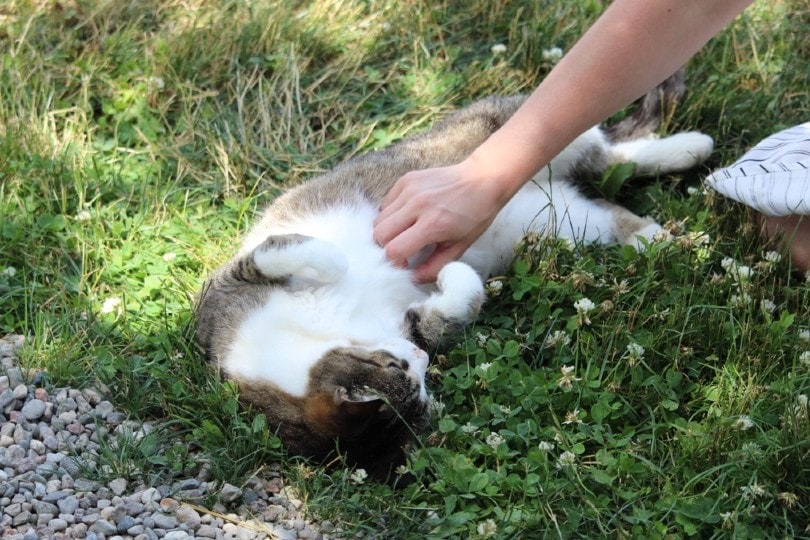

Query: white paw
[660,132,714,169]
[422,262,485,320]
[253,237,349,283]
[625,222,663,251]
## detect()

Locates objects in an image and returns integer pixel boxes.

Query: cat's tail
[603,67,686,142]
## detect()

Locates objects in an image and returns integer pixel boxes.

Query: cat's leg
[249,234,349,284]
[405,262,485,349]
[609,132,714,174]
[595,200,663,249]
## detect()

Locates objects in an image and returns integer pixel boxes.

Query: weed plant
[1,1,808,537]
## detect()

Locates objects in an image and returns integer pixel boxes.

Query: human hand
[373,160,507,282]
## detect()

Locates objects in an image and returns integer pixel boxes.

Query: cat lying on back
[196,72,713,481]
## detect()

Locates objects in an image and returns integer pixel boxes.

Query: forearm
[473,0,754,203]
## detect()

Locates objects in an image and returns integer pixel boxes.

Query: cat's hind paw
[661,132,714,169]
[622,222,664,251]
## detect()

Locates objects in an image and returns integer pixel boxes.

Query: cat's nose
[409,347,429,377]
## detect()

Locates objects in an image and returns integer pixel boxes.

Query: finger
[373,202,417,246]
[382,219,440,265]
[379,171,413,211]
[412,242,467,283]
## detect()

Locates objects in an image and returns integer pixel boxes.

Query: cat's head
[301,339,431,480]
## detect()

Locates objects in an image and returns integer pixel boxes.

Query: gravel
[0,334,334,539]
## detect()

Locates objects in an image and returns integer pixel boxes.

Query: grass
[1,0,808,537]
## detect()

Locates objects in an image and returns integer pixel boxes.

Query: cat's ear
[333,387,387,419]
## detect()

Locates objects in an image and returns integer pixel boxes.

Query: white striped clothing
[704,122,810,216]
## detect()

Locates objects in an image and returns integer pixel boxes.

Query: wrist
[461,147,533,207]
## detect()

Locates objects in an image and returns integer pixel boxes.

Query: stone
[116,515,137,534]
[49,517,68,531]
[196,524,219,538]
[108,477,127,496]
[12,383,27,399]
[152,512,178,530]
[220,483,243,502]
[175,505,201,529]
[20,399,46,421]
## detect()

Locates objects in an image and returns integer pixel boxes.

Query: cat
[195,72,713,482]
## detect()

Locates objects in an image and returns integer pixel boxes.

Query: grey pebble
[0,388,15,409]
[220,483,243,502]
[152,512,179,529]
[116,514,137,533]
[20,399,46,421]
[89,518,118,536]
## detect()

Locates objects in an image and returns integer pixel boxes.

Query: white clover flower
[778,492,799,508]
[479,361,492,372]
[763,251,782,264]
[499,405,511,415]
[486,432,505,450]
[556,450,577,468]
[740,483,767,500]
[162,252,177,263]
[652,229,673,243]
[799,329,810,343]
[541,47,563,61]
[75,210,92,222]
[475,332,488,347]
[799,351,810,366]
[148,76,165,91]
[721,257,736,271]
[477,518,498,538]
[760,299,776,313]
[719,511,736,527]
[574,297,595,313]
[690,232,711,247]
[429,394,446,416]
[486,279,503,296]
[730,293,752,307]
[793,394,808,419]
[734,415,755,431]
[1,266,16,278]
[735,265,753,281]
[557,365,581,391]
[740,441,763,460]
[625,342,645,364]
[574,297,596,325]
[100,297,122,314]
[538,440,555,452]
[686,186,699,196]
[563,409,582,425]
[395,465,409,476]
[349,468,368,484]
[461,422,479,434]
[544,330,571,349]
[559,238,575,252]
[490,43,507,55]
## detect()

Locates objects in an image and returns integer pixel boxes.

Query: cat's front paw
[426,261,485,322]
[405,262,485,349]
[253,235,349,283]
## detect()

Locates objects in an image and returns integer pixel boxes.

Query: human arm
[373,0,753,282]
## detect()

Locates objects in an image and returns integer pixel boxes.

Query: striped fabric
[704,122,810,216]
